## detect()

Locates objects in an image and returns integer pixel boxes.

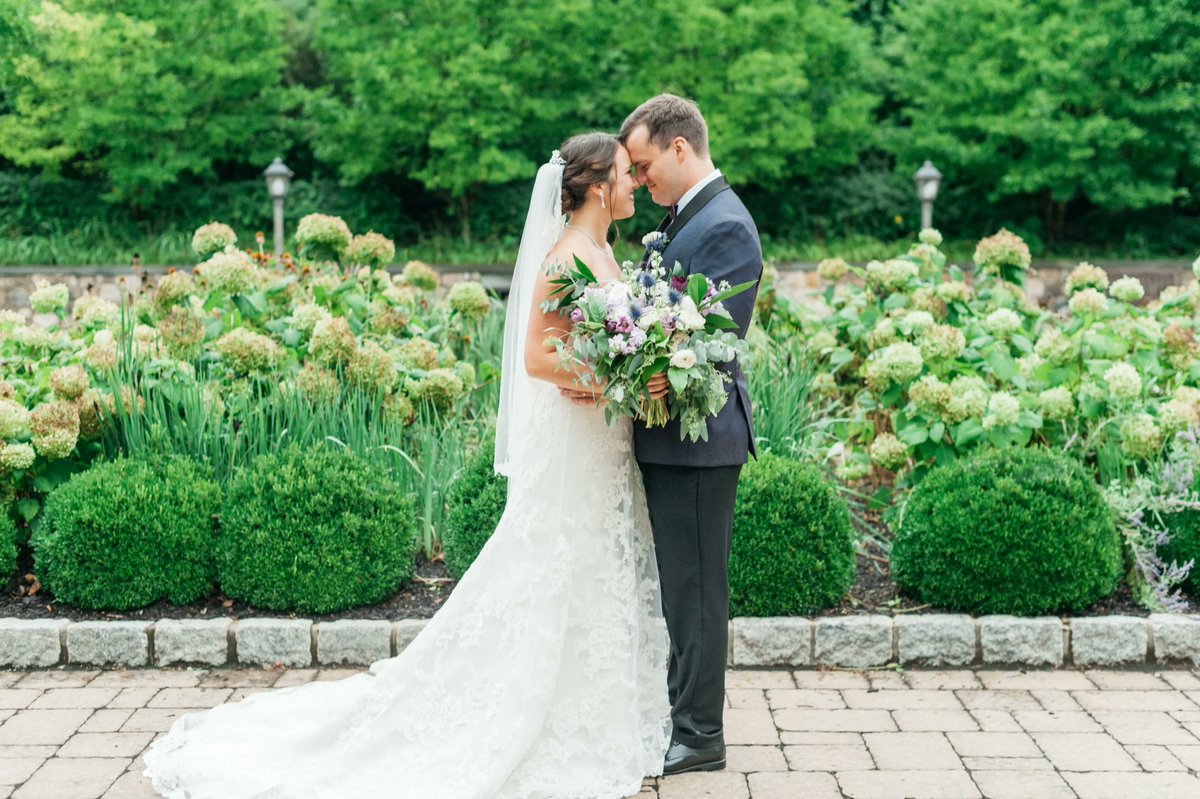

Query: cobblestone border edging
[2,613,1199,670]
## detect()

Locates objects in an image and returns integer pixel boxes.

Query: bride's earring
[599,189,605,209]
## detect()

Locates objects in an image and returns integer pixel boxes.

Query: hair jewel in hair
[549,149,566,166]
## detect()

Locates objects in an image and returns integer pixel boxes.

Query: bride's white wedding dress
[143,379,671,799]
[143,150,672,798]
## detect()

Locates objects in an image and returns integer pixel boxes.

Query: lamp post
[263,157,294,258]
[913,160,943,231]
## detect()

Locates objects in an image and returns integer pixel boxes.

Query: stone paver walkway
[0,667,1199,798]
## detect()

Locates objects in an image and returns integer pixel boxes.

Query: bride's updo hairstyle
[558,132,619,214]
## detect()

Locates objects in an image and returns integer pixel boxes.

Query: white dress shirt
[675,168,723,214]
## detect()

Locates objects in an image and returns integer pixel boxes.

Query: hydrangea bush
[0,214,499,549]
[792,228,1200,495]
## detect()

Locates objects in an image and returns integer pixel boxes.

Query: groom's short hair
[619,94,709,157]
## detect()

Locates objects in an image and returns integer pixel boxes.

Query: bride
[142,132,673,799]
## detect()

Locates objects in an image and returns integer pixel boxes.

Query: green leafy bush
[892,447,1122,615]
[1,513,15,580]
[441,448,507,580]
[1160,506,1200,595]
[217,443,416,613]
[730,453,856,616]
[32,456,219,610]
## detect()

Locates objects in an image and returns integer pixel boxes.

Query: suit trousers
[638,461,742,749]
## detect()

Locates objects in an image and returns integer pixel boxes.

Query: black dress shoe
[662,738,726,776]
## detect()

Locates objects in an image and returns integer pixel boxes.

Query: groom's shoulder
[693,189,758,240]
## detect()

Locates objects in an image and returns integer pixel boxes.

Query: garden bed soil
[1,539,1174,623]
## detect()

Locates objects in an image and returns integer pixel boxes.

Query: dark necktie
[669,203,678,220]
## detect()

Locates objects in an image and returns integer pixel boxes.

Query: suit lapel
[665,175,730,241]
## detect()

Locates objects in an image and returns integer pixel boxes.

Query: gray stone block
[154,619,231,666]
[0,619,67,668]
[235,618,312,667]
[814,615,893,668]
[732,617,812,667]
[1070,616,1148,667]
[1150,613,1200,666]
[897,614,976,666]
[317,620,391,666]
[392,620,427,655]
[980,616,1063,666]
[67,621,151,667]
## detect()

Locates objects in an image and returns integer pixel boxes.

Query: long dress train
[142,379,672,799]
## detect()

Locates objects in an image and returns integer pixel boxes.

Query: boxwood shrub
[441,448,507,580]
[892,447,1122,616]
[730,452,856,616]
[216,443,416,613]
[32,456,219,610]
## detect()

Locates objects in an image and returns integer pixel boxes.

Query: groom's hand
[647,372,669,400]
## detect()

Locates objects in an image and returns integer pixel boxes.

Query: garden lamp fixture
[913,160,942,231]
[263,157,294,258]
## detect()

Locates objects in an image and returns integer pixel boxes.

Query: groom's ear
[672,136,690,162]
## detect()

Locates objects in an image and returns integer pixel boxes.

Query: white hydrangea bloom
[0,398,32,439]
[982,391,1020,429]
[900,310,935,335]
[1038,386,1074,421]
[30,279,69,314]
[1108,276,1145,303]
[1103,362,1142,402]
[984,307,1022,338]
[1068,288,1108,316]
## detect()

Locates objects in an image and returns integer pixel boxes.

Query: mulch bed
[1,536,1179,623]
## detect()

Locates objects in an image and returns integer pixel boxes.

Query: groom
[623,94,761,775]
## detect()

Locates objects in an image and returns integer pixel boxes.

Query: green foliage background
[0,0,1197,262]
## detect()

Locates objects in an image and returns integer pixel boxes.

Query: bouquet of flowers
[543,243,755,442]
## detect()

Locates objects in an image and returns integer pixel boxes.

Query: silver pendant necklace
[565,224,608,252]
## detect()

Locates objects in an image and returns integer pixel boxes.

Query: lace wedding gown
[142,378,672,799]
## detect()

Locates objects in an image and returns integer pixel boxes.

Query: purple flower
[670,276,688,292]
[569,307,584,324]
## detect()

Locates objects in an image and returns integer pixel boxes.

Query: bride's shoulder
[541,241,588,276]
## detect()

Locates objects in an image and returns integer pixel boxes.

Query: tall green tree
[0,0,295,206]
[610,0,880,189]
[309,0,609,242]
[886,0,1200,242]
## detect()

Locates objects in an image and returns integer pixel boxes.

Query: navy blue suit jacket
[633,184,762,467]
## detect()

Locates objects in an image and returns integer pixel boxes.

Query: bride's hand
[559,385,604,408]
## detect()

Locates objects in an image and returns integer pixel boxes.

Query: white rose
[642,231,665,247]
[638,308,660,329]
[606,282,631,304]
[671,331,690,346]
[670,349,697,369]
[676,296,706,331]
